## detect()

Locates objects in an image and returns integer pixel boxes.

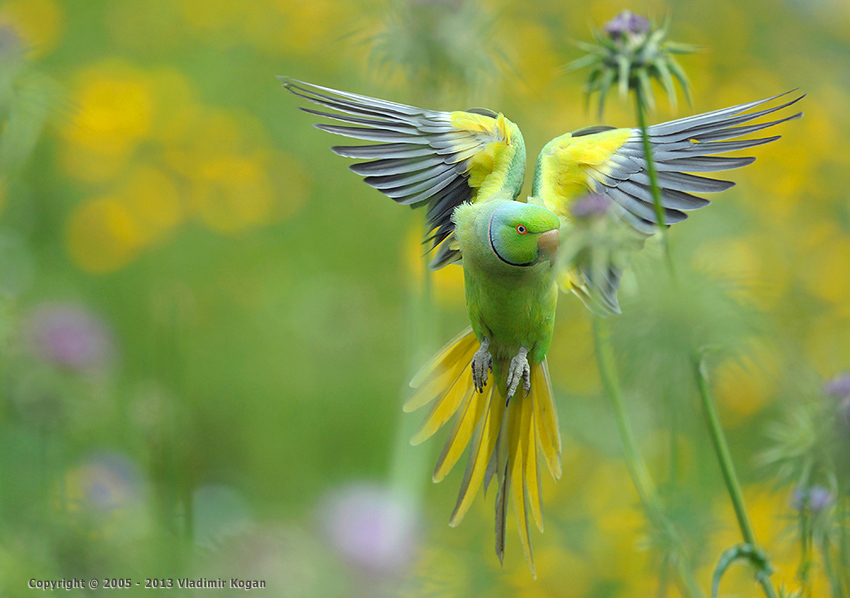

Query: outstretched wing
[280,78,526,268]
[533,92,804,313]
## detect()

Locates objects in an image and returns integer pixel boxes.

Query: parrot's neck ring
[488,205,534,268]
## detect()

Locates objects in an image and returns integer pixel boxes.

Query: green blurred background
[1,0,849,596]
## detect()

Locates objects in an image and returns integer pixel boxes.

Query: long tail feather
[507,397,535,576]
[411,368,474,445]
[524,385,544,532]
[433,385,488,482]
[533,359,562,479]
[406,327,479,412]
[450,383,505,526]
[408,333,562,575]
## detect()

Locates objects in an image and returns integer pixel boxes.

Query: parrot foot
[506,347,531,402]
[472,337,492,393]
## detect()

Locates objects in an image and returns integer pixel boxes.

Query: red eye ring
[516,225,527,235]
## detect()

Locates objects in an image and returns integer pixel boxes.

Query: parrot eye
[516,225,527,235]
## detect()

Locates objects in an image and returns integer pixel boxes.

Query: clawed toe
[506,347,531,401]
[472,337,492,393]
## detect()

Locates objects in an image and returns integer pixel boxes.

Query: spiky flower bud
[823,372,850,400]
[791,485,834,513]
[569,11,698,116]
[603,10,650,40]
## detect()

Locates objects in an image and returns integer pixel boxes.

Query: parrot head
[488,202,561,267]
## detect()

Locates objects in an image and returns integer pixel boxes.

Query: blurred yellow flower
[61,61,154,181]
[160,107,294,235]
[713,351,779,426]
[189,154,275,235]
[175,0,352,57]
[0,0,63,57]
[512,546,591,597]
[120,166,183,245]
[66,196,145,273]
[104,0,184,53]
[146,67,199,146]
[806,313,850,377]
[269,0,357,56]
[805,233,850,306]
[509,21,559,97]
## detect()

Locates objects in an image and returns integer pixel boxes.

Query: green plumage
[453,200,559,383]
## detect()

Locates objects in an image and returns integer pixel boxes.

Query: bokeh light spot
[66,196,145,273]
[0,0,63,57]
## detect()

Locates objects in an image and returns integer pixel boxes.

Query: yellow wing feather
[449,111,519,203]
[539,128,632,217]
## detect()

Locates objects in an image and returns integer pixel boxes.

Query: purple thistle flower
[603,10,650,40]
[318,482,418,574]
[824,372,850,400]
[792,485,834,513]
[571,194,612,220]
[26,302,115,371]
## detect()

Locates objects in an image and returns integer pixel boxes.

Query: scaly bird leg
[471,336,492,393]
[506,346,531,402]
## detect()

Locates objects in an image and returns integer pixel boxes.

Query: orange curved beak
[537,229,560,259]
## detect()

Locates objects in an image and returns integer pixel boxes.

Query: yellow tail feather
[433,385,488,482]
[408,327,479,394]
[523,384,544,532]
[407,331,562,575]
[507,397,535,576]
[450,381,504,526]
[533,359,562,479]
[410,371,473,446]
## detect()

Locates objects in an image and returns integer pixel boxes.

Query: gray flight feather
[280,76,520,267]
[555,92,803,315]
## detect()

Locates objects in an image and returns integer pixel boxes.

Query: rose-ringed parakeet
[280,77,802,574]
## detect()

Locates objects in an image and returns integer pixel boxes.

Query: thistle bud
[569,12,698,115]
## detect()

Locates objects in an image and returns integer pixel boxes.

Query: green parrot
[280,77,802,574]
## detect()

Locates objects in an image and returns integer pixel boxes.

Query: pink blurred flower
[26,302,115,371]
[318,482,419,574]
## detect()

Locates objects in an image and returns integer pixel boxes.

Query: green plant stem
[840,500,850,596]
[389,232,436,505]
[593,317,703,598]
[694,358,778,598]
[797,462,814,597]
[821,534,846,598]
[634,84,675,277]
[798,512,812,597]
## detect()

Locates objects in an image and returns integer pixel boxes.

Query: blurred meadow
[1,0,849,596]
